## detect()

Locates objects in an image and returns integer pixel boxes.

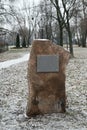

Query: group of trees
[0,0,87,56]
[39,0,87,56]
[0,0,32,48]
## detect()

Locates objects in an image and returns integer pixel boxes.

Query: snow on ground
[0,54,29,69]
[0,47,87,130]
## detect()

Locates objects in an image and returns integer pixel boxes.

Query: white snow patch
[0,53,30,69]
[34,39,50,41]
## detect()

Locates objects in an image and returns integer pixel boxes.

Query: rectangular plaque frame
[37,55,59,72]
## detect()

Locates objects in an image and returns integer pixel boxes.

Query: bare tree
[80,17,87,47]
[38,0,53,39]
[0,2,16,34]
[62,0,77,56]
[50,0,77,56]
[50,0,64,46]
[44,0,52,40]
[80,0,87,47]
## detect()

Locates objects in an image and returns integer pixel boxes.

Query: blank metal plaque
[37,55,59,72]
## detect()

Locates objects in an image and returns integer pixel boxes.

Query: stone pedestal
[26,39,70,117]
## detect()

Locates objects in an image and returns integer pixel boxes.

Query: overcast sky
[15,0,40,8]
[6,0,40,9]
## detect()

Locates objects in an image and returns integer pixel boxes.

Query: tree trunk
[67,24,74,56]
[45,25,49,39]
[65,14,74,56]
[59,26,63,46]
[82,33,86,47]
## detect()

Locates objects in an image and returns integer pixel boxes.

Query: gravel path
[0,47,87,130]
[0,48,30,62]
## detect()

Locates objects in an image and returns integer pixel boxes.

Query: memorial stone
[26,39,70,117]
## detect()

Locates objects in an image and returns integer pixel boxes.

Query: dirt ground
[0,46,87,130]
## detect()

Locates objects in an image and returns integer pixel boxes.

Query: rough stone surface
[26,39,70,116]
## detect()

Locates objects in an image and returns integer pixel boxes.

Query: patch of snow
[0,54,30,69]
[34,39,50,41]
